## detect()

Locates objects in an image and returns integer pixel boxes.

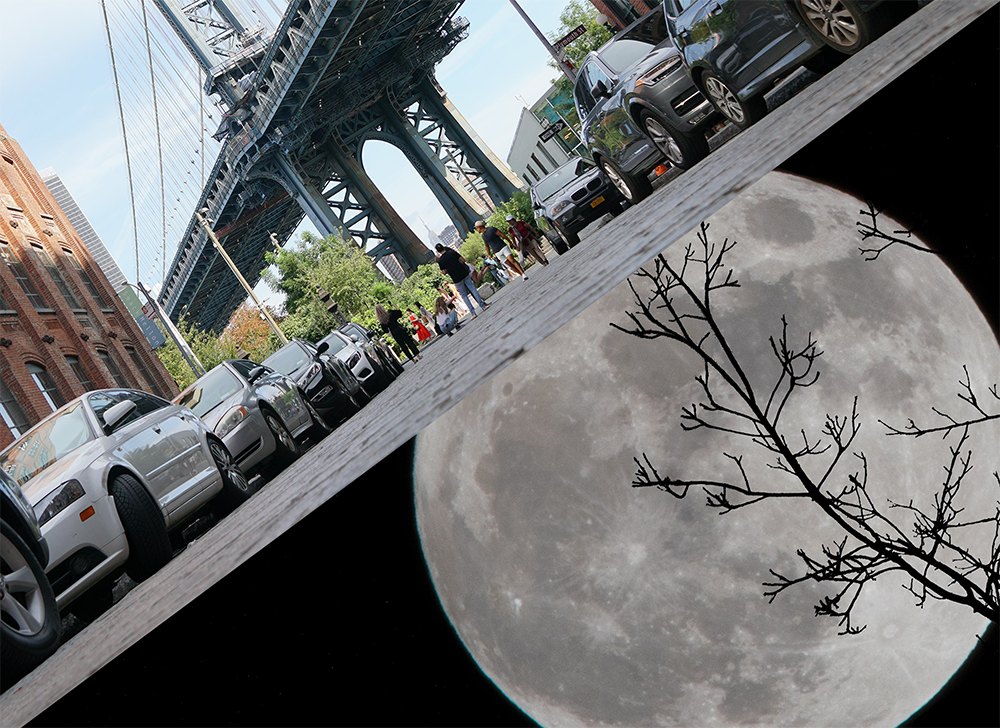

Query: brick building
[589,0,653,29]
[0,122,178,449]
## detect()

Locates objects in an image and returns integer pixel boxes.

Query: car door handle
[152,425,162,434]
[709,3,723,15]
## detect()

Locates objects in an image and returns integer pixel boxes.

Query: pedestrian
[434,296,460,335]
[375,303,422,363]
[407,308,433,343]
[474,220,525,279]
[436,243,489,316]
[508,214,548,266]
[418,303,438,337]
[483,254,508,287]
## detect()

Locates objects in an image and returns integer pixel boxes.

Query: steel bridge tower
[157,0,522,332]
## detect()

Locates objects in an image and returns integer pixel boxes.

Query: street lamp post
[508,0,577,84]
[196,209,289,346]
[125,281,206,379]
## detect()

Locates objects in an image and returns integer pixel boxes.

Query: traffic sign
[554,24,586,49]
[539,119,567,142]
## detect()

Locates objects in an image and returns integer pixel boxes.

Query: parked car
[317,330,396,395]
[174,359,331,478]
[262,338,369,426]
[0,389,250,620]
[1,469,61,688]
[530,157,625,252]
[663,0,914,130]
[340,322,404,378]
[575,6,720,204]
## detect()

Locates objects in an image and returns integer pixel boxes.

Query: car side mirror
[593,80,609,99]
[348,334,360,342]
[247,366,265,383]
[103,400,137,432]
[315,341,329,356]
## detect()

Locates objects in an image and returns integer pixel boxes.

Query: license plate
[312,385,332,401]
[590,196,605,208]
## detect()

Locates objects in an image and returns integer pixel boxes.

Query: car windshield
[0,402,94,486]
[533,159,596,200]
[321,334,350,356]
[263,343,312,376]
[176,366,244,417]
[598,12,670,74]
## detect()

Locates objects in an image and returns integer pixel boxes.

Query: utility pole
[196,209,289,345]
[508,0,577,84]
[129,282,206,378]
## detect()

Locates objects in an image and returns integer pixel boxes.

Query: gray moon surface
[413,172,998,727]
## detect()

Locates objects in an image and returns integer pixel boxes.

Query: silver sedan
[174,359,331,478]
[0,389,250,617]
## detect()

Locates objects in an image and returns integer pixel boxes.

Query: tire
[109,474,172,583]
[598,157,652,205]
[544,222,568,255]
[302,397,333,444]
[1,520,61,688]
[262,408,301,470]
[208,438,253,512]
[700,70,767,131]
[794,0,889,55]
[640,111,709,170]
[553,221,579,249]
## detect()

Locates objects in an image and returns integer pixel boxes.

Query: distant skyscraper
[439,224,460,249]
[40,167,128,291]
[379,253,406,283]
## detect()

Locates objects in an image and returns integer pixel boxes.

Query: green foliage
[154,315,238,390]
[486,190,537,231]
[460,233,486,268]
[548,0,614,120]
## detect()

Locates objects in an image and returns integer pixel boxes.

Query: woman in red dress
[407,308,432,343]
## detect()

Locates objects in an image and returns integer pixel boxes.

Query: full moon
[413,173,998,727]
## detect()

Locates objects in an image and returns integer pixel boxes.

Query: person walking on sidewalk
[474,220,525,279]
[508,214,548,267]
[375,303,422,363]
[436,243,489,317]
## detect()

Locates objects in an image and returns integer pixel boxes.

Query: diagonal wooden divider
[1,1,994,724]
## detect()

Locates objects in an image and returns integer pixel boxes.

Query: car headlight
[550,200,572,216]
[636,55,684,86]
[35,479,86,527]
[215,405,249,439]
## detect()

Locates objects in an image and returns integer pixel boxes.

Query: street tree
[615,220,999,635]
[546,0,614,126]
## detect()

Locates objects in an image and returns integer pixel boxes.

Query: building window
[0,377,31,436]
[125,346,158,394]
[63,248,109,308]
[98,349,130,388]
[66,355,95,392]
[29,243,82,310]
[530,153,549,176]
[1,241,48,311]
[26,363,66,412]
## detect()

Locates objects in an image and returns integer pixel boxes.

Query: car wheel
[262,408,301,470]
[0,520,61,688]
[301,397,333,445]
[700,71,766,131]
[109,473,173,582]
[794,0,887,54]
[640,111,709,170]
[553,222,580,249]
[208,438,253,512]
[544,221,568,255]
[597,157,652,205]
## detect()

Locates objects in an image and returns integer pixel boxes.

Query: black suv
[663,0,914,130]
[261,338,368,426]
[575,6,719,204]
[530,157,625,251]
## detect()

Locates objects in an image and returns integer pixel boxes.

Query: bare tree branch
[621,220,1000,633]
